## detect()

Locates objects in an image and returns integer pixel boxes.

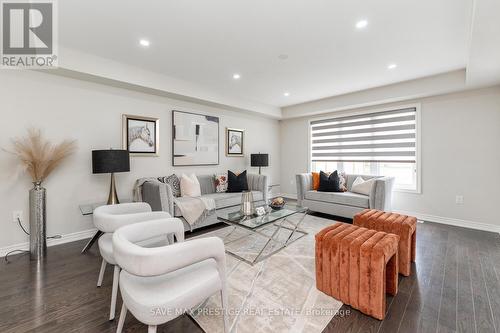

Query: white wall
[280,86,500,230]
[0,70,280,252]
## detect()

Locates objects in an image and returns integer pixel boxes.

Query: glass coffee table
[216,203,309,265]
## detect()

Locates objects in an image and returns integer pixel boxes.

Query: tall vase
[240,191,255,216]
[29,181,47,261]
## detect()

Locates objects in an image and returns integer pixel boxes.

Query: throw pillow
[338,171,348,192]
[351,176,376,195]
[214,173,228,193]
[311,172,320,190]
[180,173,201,197]
[227,170,249,192]
[318,170,340,192]
[158,174,181,197]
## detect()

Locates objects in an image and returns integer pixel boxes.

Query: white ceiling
[60,0,473,108]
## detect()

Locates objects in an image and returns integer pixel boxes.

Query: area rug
[191,214,343,333]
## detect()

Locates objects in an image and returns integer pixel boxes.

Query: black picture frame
[226,128,244,157]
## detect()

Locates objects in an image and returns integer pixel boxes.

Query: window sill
[394,188,421,195]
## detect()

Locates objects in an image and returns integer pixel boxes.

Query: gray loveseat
[296,173,394,218]
[138,173,268,231]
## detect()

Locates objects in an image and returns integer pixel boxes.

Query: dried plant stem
[6,128,77,183]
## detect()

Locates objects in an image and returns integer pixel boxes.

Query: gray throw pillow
[158,174,181,197]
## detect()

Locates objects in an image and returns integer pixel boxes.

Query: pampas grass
[7,128,77,183]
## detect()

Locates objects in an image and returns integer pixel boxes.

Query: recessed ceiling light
[139,39,150,47]
[355,20,368,29]
[284,92,290,97]
[232,73,241,80]
[278,54,289,60]
[387,63,397,70]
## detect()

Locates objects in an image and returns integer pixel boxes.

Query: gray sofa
[296,173,394,218]
[139,173,268,231]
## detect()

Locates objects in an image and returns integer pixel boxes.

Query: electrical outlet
[13,211,23,223]
[455,195,464,205]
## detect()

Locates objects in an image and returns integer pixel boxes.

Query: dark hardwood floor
[325,220,500,333]
[1,220,499,333]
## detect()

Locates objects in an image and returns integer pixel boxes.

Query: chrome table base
[220,210,309,266]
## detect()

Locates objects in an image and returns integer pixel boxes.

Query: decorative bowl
[270,203,285,210]
[270,197,286,210]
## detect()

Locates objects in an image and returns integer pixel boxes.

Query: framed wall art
[226,128,244,157]
[122,114,159,156]
[172,110,219,166]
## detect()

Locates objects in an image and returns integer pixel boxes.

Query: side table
[78,200,130,253]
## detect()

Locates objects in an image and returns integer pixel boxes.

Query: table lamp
[251,153,269,175]
[92,149,130,204]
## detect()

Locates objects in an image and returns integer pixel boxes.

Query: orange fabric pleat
[354,209,417,276]
[311,172,320,190]
[315,222,399,320]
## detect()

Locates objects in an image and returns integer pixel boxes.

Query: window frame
[308,103,422,194]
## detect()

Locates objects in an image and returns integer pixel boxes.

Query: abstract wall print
[226,128,244,157]
[122,115,159,156]
[172,110,219,166]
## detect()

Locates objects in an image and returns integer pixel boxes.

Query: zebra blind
[311,107,417,163]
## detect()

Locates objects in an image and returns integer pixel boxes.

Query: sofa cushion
[214,173,228,193]
[158,174,181,197]
[318,170,340,192]
[180,174,201,197]
[173,191,263,217]
[304,190,369,208]
[351,177,376,196]
[227,170,249,192]
[312,172,320,190]
[196,175,217,194]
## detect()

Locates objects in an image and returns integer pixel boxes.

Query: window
[310,106,419,192]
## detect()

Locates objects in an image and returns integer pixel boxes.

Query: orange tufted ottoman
[315,223,399,320]
[354,209,417,277]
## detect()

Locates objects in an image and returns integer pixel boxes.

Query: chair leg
[97,259,107,287]
[148,325,157,333]
[109,265,120,321]
[116,303,127,333]
[221,288,229,333]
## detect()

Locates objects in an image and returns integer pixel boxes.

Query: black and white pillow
[158,174,181,197]
[338,171,348,192]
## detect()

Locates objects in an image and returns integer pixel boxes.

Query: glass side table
[78,200,130,253]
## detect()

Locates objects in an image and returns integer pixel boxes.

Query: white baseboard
[277,192,500,234]
[394,210,500,234]
[0,228,97,258]
[2,209,496,257]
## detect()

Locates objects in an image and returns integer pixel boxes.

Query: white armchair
[112,218,229,333]
[93,202,171,320]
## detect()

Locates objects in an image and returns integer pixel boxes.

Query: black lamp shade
[92,150,130,174]
[251,153,269,167]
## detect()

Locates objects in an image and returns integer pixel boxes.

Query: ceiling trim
[281,69,469,119]
[55,47,282,119]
